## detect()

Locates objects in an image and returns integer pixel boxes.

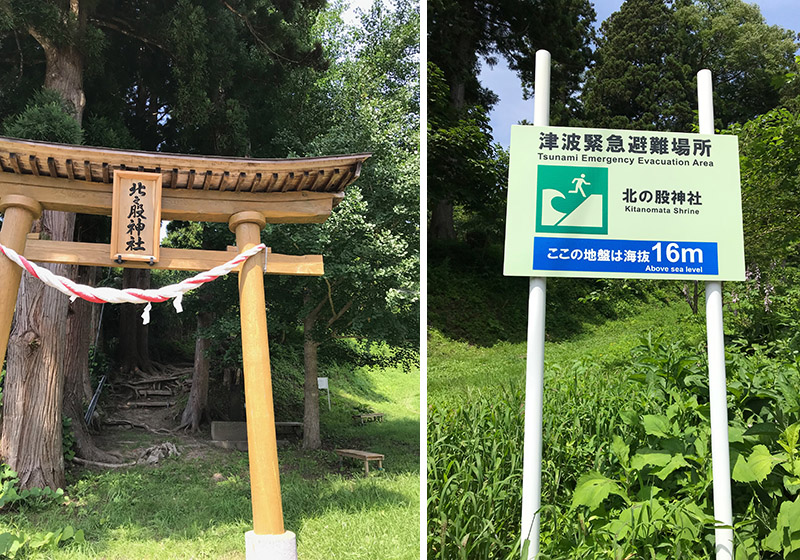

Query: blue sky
[480,0,800,147]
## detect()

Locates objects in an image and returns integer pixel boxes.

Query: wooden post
[0,195,43,369]
[229,210,284,535]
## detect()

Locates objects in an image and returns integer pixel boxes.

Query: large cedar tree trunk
[1,3,86,489]
[119,268,153,373]
[179,312,213,432]
[62,266,118,462]
[1,212,75,489]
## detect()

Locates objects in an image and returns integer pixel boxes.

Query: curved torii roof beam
[0,136,370,223]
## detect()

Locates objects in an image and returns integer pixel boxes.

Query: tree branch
[327,299,354,328]
[219,0,298,67]
[90,18,170,52]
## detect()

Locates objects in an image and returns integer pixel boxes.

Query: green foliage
[0,464,65,510]
[265,0,420,350]
[428,390,525,558]
[82,115,139,149]
[3,89,83,143]
[428,318,800,559]
[675,0,797,126]
[583,0,797,131]
[725,266,800,355]
[582,0,694,131]
[0,464,80,558]
[0,525,84,559]
[427,0,594,239]
[733,108,800,268]
[427,61,506,218]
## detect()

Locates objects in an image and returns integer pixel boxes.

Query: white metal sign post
[699,68,734,560]
[519,49,550,560]
[511,51,740,559]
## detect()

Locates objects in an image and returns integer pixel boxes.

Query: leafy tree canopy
[427,0,595,239]
[583,0,798,131]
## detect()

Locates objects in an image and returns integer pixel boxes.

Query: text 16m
[651,242,704,264]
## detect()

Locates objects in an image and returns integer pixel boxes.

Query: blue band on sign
[533,237,719,275]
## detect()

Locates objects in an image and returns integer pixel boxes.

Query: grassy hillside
[429,298,705,406]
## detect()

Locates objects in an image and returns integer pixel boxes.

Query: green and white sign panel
[504,125,745,280]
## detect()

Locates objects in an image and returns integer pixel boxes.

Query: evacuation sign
[503,125,745,280]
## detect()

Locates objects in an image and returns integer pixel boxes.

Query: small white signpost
[318,377,331,410]
[506,50,742,559]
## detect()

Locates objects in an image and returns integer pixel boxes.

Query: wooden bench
[335,449,384,475]
[352,413,385,425]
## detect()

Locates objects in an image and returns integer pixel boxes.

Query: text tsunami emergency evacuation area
[503,125,745,281]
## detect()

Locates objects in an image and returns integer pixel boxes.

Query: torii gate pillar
[230,211,296,558]
[0,195,42,369]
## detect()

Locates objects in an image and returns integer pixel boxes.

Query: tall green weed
[428,335,800,559]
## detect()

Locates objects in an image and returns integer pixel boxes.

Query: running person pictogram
[570,173,590,197]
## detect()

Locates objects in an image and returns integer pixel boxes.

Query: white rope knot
[0,243,267,324]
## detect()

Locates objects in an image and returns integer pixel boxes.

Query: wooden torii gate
[0,136,370,559]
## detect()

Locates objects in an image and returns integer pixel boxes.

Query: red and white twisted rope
[0,242,266,324]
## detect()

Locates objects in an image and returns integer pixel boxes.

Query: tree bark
[1,211,74,490]
[1,0,88,489]
[62,266,118,462]
[179,311,213,432]
[28,4,86,122]
[429,199,456,240]
[301,292,325,450]
[302,337,321,450]
[119,268,152,373]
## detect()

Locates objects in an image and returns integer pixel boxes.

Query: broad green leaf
[763,495,800,555]
[643,415,671,438]
[611,435,630,468]
[0,533,17,555]
[780,423,800,455]
[636,485,661,501]
[672,506,701,540]
[631,448,672,470]
[732,454,754,483]
[28,532,49,549]
[571,471,627,510]
[743,423,781,437]
[654,453,689,480]
[694,433,708,458]
[735,536,760,560]
[734,445,779,483]
[784,476,800,494]
[603,517,630,541]
[729,425,746,444]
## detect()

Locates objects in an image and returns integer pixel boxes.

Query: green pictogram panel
[536,165,608,234]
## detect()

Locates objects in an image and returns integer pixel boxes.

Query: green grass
[428,298,706,405]
[428,287,800,559]
[1,363,420,559]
